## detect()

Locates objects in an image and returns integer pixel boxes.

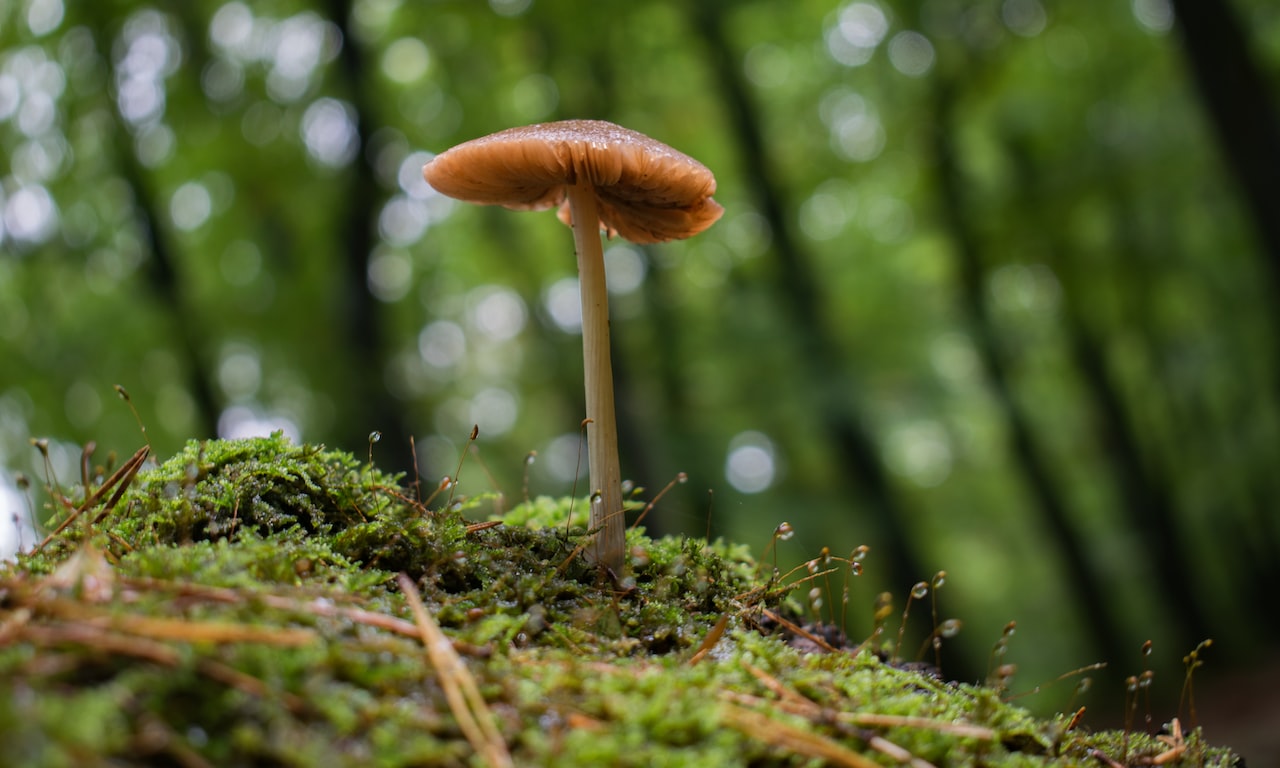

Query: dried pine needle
[719,702,883,768]
[397,573,512,768]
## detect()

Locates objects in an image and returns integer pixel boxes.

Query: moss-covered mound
[0,435,1239,766]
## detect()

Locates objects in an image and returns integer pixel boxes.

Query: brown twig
[742,661,820,714]
[719,702,883,768]
[688,614,730,666]
[757,607,842,654]
[18,622,181,665]
[34,445,150,552]
[834,712,994,741]
[397,573,512,768]
[195,657,307,714]
[724,667,992,765]
[114,576,491,656]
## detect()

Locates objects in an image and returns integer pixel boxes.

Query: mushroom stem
[567,181,625,572]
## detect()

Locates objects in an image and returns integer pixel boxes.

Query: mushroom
[422,120,722,572]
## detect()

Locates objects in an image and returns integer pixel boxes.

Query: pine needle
[397,573,512,768]
[719,702,883,768]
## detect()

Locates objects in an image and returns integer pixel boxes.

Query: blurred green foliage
[2,0,1279,729]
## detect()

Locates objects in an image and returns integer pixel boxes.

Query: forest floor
[0,434,1241,766]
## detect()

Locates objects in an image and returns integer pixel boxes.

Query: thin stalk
[567,182,624,571]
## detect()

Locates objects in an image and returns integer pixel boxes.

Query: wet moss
[0,435,1242,766]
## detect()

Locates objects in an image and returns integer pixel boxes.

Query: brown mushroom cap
[422,119,723,244]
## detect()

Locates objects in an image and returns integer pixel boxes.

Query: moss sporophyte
[0,435,1240,766]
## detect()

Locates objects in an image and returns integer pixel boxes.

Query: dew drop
[850,562,863,576]
[368,431,382,443]
[1126,675,1139,693]
[1075,678,1092,694]
[774,521,795,541]
[525,451,537,466]
[1141,639,1153,657]
[851,545,869,562]
[677,472,688,483]
[806,559,820,575]
[1003,621,1017,638]
[938,618,962,638]
[932,570,947,589]
[911,581,929,600]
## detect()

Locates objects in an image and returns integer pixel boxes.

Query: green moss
[0,435,1241,766]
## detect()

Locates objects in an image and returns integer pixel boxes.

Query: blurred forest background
[3,0,1279,750]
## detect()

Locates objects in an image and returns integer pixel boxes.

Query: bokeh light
[0,475,36,561]
[725,431,778,494]
[543,432,589,484]
[368,248,414,302]
[218,405,300,442]
[604,245,647,296]
[418,320,467,372]
[887,31,935,77]
[543,277,582,333]
[884,421,953,488]
[381,38,431,84]
[301,98,358,167]
[827,1,890,67]
[469,286,527,341]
